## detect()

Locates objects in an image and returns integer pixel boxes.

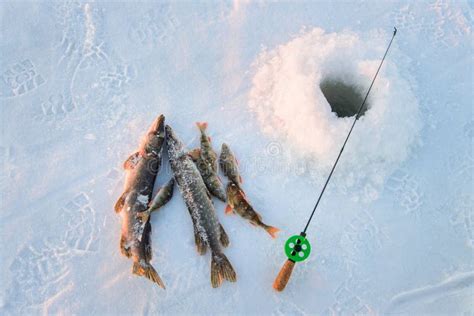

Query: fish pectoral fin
[120,234,131,258]
[219,224,230,248]
[188,148,201,161]
[225,204,233,215]
[114,191,128,213]
[123,152,141,170]
[194,231,207,255]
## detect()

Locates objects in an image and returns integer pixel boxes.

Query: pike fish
[220,143,279,239]
[114,114,167,288]
[166,124,236,288]
[192,122,226,202]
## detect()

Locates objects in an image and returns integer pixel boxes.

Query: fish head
[165,125,187,157]
[149,114,165,134]
[221,143,230,157]
[220,143,238,170]
[143,115,165,156]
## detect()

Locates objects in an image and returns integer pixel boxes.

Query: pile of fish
[114,115,279,288]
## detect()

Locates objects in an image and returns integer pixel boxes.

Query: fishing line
[302,27,398,234]
[273,27,398,292]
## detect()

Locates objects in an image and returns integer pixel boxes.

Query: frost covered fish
[137,178,174,223]
[219,143,242,186]
[192,122,226,202]
[114,114,167,288]
[226,182,280,238]
[166,124,236,288]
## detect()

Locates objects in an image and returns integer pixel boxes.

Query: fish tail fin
[215,189,227,202]
[132,261,165,289]
[196,122,208,132]
[210,253,237,288]
[264,225,280,239]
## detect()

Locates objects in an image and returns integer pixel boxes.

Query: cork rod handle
[272,260,295,292]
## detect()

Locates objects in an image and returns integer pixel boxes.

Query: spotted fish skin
[166,124,236,288]
[115,115,166,288]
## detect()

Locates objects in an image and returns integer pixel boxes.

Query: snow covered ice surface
[249,28,422,202]
[0,1,472,315]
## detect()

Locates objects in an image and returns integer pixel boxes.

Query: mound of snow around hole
[249,28,422,201]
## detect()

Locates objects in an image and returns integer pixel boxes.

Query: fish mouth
[148,114,165,134]
[221,143,229,152]
[165,124,186,153]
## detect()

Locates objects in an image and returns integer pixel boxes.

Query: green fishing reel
[284,233,311,262]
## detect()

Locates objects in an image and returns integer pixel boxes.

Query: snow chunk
[249,28,421,200]
[136,194,149,206]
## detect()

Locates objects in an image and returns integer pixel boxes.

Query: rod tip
[393,27,397,35]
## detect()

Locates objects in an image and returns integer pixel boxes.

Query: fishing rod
[273,27,398,292]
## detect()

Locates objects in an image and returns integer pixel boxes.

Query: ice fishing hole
[320,78,369,118]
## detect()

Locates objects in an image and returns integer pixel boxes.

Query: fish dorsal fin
[219,224,230,247]
[123,152,141,170]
